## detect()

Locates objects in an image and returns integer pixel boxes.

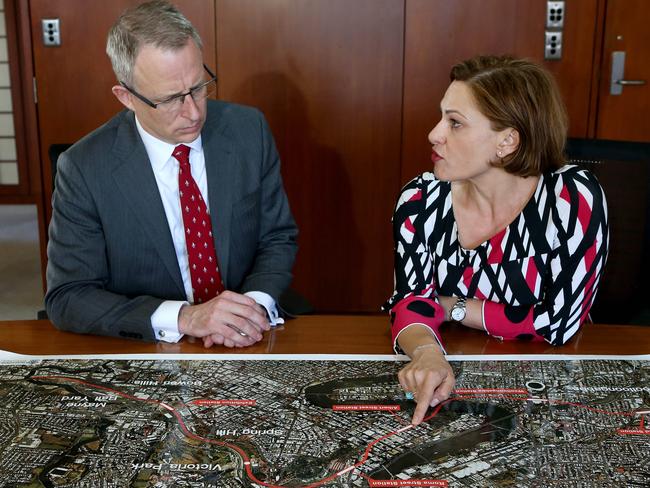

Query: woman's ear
[497,129,520,158]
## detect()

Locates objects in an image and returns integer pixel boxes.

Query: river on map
[368,400,516,479]
[304,374,516,479]
[304,373,411,409]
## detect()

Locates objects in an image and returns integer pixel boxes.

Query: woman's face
[428,81,508,182]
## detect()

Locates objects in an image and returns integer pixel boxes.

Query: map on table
[0,353,648,487]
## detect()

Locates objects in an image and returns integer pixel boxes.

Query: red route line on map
[390,410,410,426]
[30,376,648,486]
[32,375,280,487]
[454,388,528,395]
[539,399,634,417]
[452,392,636,418]
[619,417,649,434]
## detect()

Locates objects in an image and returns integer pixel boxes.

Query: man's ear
[497,129,520,158]
[112,85,135,111]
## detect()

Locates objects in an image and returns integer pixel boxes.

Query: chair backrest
[566,138,650,325]
[48,143,73,191]
[38,143,72,319]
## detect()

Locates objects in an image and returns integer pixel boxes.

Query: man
[45,1,298,348]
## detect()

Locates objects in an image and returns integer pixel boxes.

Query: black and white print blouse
[384,165,609,352]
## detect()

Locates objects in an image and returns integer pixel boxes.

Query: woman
[384,55,609,425]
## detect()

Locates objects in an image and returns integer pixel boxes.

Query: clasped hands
[178,291,271,348]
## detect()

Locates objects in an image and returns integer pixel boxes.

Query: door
[29,0,216,223]
[596,0,650,142]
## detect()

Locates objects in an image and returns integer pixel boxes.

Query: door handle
[610,51,646,95]
[615,79,647,86]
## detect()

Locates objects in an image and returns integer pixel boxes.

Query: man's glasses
[120,64,217,114]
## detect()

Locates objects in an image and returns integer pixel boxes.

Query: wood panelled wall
[401,0,601,180]
[25,0,609,312]
[216,0,404,311]
[214,0,602,312]
[28,0,216,224]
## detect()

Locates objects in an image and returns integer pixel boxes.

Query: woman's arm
[437,295,485,331]
[384,176,449,352]
[485,170,608,345]
[384,176,456,424]
[442,169,609,345]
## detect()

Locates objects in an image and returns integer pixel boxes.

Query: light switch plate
[42,19,61,46]
[546,1,565,29]
[544,31,563,60]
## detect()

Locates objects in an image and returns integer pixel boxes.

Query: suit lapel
[110,112,185,296]
[202,122,234,288]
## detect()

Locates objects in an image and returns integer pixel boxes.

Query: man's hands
[398,342,455,425]
[178,291,270,348]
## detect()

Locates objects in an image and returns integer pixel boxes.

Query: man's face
[125,40,208,144]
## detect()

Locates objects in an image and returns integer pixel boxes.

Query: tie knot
[172,144,191,166]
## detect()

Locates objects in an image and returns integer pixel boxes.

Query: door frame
[1,0,47,289]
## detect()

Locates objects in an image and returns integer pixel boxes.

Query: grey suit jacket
[45,100,298,340]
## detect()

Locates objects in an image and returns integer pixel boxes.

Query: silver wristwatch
[450,297,467,322]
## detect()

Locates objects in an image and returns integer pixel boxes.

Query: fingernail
[430,399,439,407]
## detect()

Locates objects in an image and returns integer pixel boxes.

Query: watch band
[450,297,467,322]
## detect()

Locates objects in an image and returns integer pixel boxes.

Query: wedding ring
[225,323,250,338]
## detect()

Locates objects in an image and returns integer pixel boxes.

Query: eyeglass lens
[160,80,216,111]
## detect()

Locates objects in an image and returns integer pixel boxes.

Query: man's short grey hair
[106,0,203,86]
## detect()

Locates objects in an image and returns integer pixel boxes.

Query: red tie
[172,144,224,304]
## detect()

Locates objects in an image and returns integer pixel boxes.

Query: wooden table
[0,315,648,356]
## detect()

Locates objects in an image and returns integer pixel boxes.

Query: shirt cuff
[394,322,447,355]
[245,291,284,327]
[389,296,446,354]
[151,300,187,343]
[483,300,541,341]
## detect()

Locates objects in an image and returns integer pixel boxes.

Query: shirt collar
[134,115,203,170]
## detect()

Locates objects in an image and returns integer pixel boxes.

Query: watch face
[451,306,466,321]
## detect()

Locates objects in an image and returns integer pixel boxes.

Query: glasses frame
[120,64,217,110]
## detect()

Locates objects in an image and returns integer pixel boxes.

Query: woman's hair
[450,55,568,176]
[106,0,202,86]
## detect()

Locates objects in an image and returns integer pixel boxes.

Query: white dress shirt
[134,117,283,343]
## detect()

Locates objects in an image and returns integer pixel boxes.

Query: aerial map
[0,353,648,487]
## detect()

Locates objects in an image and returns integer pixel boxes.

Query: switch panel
[546,1,565,29]
[544,31,563,60]
[42,18,61,46]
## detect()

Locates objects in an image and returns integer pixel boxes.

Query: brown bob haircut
[450,55,568,177]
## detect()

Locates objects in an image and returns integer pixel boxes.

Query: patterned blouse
[384,165,609,352]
